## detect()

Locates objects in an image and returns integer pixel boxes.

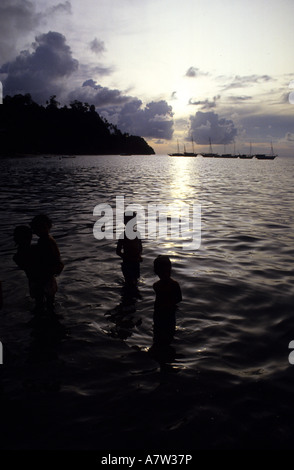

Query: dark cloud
[89,37,106,55]
[117,99,174,139]
[226,95,253,103]
[222,74,273,91]
[189,111,237,145]
[185,67,208,78]
[1,31,78,102]
[79,63,113,78]
[0,1,72,65]
[0,0,41,63]
[68,81,174,139]
[189,95,220,109]
[239,113,294,140]
[46,2,72,16]
[68,79,132,107]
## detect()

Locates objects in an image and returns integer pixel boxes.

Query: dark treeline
[0,94,155,155]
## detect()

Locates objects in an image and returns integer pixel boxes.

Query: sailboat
[239,142,254,159]
[168,140,184,156]
[184,136,198,156]
[201,138,218,157]
[254,142,277,160]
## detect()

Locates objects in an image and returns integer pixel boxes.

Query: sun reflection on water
[168,156,199,205]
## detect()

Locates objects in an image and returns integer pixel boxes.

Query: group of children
[13,211,182,347]
[115,212,182,347]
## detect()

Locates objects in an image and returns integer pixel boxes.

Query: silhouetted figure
[152,255,182,349]
[29,214,64,315]
[116,211,142,286]
[13,225,41,306]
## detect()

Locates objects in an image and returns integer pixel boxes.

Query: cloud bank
[1,31,78,102]
[190,111,237,145]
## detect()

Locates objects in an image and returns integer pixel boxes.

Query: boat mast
[209,137,213,154]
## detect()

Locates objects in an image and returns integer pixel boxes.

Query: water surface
[1,154,294,450]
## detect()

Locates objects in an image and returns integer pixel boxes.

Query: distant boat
[169,137,198,157]
[169,140,184,156]
[218,153,238,158]
[239,154,253,159]
[255,154,276,160]
[238,142,253,159]
[201,138,219,157]
[254,142,277,160]
[184,136,198,156]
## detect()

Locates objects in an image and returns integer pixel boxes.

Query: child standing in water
[13,225,41,304]
[152,255,182,347]
[116,211,142,286]
[29,214,64,314]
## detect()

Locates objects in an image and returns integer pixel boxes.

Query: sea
[0,154,294,455]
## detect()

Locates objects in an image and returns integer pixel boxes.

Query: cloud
[189,95,220,109]
[68,79,133,107]
[285,132,294,142]
[238,113,294,140]
[226,95,253,103]
[185,67,208,78]
[0,0,41,63]
[68,80,174,139]
[1,31,79,102]
[189,111,237,145]
[222,74,273,91]
[46,1,72,16]
[0,1,73,65]
[117,99,174,139]
[89,37,106,55]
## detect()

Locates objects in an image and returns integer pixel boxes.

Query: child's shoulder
[170,277,180,285]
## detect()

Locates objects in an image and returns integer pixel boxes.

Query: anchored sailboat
[201,138,218,157]
[168,140,184,156]
[254,142,277,160]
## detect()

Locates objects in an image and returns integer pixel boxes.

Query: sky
[0,0,294,155]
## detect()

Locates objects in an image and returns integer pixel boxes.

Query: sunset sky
[1,0,294,155]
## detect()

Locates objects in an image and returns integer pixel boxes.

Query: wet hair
[30,214,52,231]
[13,225,32,245]
[154,255,172,277]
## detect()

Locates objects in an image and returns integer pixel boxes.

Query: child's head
[154,255,172,279]
[13,225,32,246]
[30,214,52,236]
[124,211,137,226]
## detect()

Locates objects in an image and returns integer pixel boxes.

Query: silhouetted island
[0,94,155,156]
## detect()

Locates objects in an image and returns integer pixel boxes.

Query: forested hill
[0,94,155,155]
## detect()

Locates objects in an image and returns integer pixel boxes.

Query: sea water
[0,154,294,450]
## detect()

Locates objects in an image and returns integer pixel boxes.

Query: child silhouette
[13,225,41,306]
[152,255,182,347]
[29,214,64,314]
[116,211,142,286]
